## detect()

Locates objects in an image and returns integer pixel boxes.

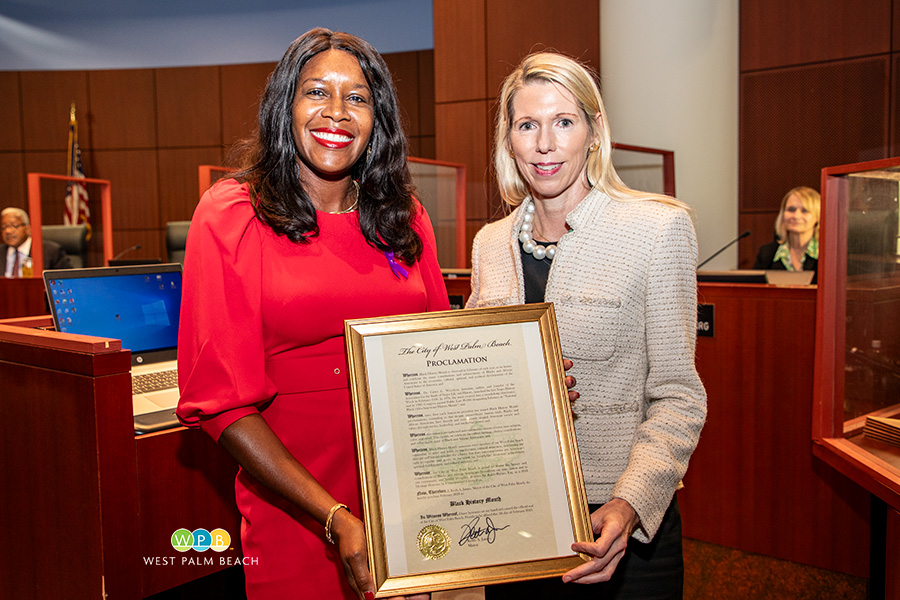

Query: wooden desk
[0,277,47,319]
[0,316,241,599]
[443,273,472,308]
[683,282,870,578]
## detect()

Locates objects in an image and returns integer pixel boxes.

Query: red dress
[177,179,449,598]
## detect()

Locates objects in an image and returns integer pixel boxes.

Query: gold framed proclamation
[344,303,592,597]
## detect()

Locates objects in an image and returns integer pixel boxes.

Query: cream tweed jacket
[466,188,707,541]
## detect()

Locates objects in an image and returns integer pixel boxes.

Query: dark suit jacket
[3,239,73,272]
[753,241,818,283]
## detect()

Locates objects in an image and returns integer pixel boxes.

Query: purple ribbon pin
[384,251,409,279]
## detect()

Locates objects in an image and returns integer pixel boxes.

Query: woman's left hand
[563,359,579,403]
[562,498,639,584]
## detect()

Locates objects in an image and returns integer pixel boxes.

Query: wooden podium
[0,316,241,599]
[682,282,871,577]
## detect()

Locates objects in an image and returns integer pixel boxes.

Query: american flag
[63,104,91,239]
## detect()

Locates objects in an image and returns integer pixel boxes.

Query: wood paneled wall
[738,0,900,268]
[385,50,437,159]
[433,0,599,265]
[0,50,434,267]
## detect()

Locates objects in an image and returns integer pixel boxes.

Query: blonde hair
[774,186,820,244]
[494,52,686,211]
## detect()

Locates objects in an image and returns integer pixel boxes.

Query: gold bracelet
[325,503,350,545]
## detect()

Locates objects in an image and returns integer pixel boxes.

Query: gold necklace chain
[325,180,360,214]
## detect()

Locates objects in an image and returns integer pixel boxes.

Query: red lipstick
[311,127,354,149]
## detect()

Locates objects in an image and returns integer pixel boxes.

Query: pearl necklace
[518,200,558,261]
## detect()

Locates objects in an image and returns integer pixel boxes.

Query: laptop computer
[42,263,184,434]
[696,269,768,284]
[764,270,815,286]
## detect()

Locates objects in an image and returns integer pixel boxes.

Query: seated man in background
[2,207,72,277]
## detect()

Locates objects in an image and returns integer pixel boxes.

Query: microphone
[697,230,750,269]
[112,244,142,261]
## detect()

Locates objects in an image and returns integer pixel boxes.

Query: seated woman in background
[753,186,820,281]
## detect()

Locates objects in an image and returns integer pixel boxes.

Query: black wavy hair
[232,27,422,263]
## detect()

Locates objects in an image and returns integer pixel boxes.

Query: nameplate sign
[697,304,714,338]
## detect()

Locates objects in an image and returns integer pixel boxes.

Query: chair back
[166,221,191,264]
[41,224,89,268]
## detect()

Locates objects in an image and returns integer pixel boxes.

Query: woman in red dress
[176,28,447,599]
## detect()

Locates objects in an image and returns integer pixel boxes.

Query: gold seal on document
[417,525,451,560]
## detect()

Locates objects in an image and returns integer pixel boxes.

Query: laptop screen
[43,264,183,361]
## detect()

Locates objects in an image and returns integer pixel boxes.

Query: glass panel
[844,166,900,422]
[611,148,666,195]
[408,160,461,270]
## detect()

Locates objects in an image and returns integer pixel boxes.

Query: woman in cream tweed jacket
[469,52,706,599]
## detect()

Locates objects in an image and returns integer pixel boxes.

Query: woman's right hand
[330,507,377,599]
[219,416,432,600]
[219,417,381,598]
[332,511,433,600]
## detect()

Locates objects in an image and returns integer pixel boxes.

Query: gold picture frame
[344,303,592,597]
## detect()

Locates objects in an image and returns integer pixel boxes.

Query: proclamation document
[345,304,590,595]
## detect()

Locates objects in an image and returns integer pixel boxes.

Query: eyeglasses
[1,223,25,231]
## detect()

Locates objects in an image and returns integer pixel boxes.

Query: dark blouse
[520,240,555,303]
